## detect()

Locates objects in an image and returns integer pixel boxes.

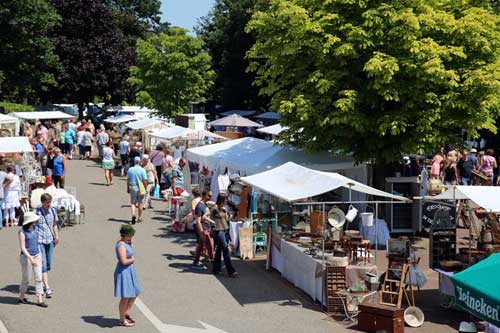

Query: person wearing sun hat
[18,211,48,307]
[114,225,141,327]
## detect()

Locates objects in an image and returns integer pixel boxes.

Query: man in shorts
[126,156,148,224]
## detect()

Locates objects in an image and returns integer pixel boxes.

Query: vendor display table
[272,239,378,304]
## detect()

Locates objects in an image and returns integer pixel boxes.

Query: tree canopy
[196,0,268,110]
[247,0,500,162]
[44,0,134,108]
[0,0,60,103]
[129,28,215,117]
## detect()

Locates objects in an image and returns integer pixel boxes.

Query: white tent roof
[150,126,195,139]
[0,137,33,153]
[430,186,500,212]
[107,106,156,113]
[104,114,140,124]
[11,111,75,120]
[126,118,167,130]
[255,112,279,120]
[257,124,286,136]
[186,137,360,175]
[241,162,409,202]
[0,114,18,122]
[221,110,256,117]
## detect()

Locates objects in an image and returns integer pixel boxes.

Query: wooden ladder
[379,260,415,308]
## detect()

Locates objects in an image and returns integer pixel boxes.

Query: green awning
[451,253,500,326]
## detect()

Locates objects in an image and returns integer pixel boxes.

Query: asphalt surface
[0,158,465,332]
[0,159,342,333]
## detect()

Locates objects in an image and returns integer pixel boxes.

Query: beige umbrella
[209,114,263,127]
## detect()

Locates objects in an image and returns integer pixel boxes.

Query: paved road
[0,159,342,333]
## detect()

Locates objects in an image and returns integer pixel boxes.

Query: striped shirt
[36,207,58,244]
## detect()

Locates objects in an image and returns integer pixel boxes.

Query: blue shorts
[40,242,54,273]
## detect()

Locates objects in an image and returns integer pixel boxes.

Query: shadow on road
[163,254,193,261]
[168,262,212,275]
[153,227,196,247]
[88,182,106,186]
[108,218,130,224]
[213,259,323,313]
[0,296,21,305]
[1,285,19,294]
[81,315,120,328]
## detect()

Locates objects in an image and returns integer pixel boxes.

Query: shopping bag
[153,184,160,198]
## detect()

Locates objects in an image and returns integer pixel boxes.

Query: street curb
[0,318,7,333]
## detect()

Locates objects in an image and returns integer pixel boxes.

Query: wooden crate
[324,266,347,314]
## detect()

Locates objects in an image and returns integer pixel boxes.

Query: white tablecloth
[273,240,323,303]
[229,221,242,249]
[51,189,80,215]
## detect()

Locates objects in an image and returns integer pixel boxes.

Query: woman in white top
[3,166,21,226]
[102,141,116,186]
[119,135,130,177]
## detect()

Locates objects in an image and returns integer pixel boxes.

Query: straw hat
[23,212,40,225]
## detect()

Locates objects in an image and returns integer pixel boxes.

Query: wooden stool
[346,240,371,264]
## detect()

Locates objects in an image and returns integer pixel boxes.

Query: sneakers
[191,262,204,270]
[45,288,53,298]
[37,302,48,308]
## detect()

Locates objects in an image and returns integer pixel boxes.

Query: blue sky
[161,0,216,33]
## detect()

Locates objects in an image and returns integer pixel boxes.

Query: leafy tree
[45,0,132,112]
[0,0,60,103]
[196,0,268,109]
[247,0,500,163]
[129,28,215,117]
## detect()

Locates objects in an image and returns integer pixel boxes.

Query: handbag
[134,170,146,196]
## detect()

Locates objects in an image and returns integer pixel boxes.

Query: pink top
[150,150,164,167]
[481,155,495,177]
[431,155,443,176]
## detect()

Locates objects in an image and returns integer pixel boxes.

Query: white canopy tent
[150,126,227,141]
[104,114,140,124]
[186,137,362,175]
[429,186,500,212]
[107,106,156,113]
[150,126,195,139]
[126,118,168,130]
[11,111,75,120]
[0,137,33,153]
[241,162,409,202]
[257,124,286,136]
[0,113,20,136]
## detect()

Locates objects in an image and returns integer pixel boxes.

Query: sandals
[18,298,28,304]
[125,315,136,323]
[120,319,135,327]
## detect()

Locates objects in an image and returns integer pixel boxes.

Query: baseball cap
[471,148,477,153]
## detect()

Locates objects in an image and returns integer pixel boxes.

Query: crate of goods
[324,266,347,314]
[357,303,404,333]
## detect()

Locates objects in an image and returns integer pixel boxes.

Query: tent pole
[375,202,379,265]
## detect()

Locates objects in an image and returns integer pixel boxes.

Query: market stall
[126,118,171,149]
[237,162,410,309]
[0,113,20,136]
[11,111,75,121]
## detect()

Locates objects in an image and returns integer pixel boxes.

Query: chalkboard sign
[422,202,456,228]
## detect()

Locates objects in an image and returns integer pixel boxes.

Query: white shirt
[77,131,85,145]
[119,141,129,155]
[102,147,114,161]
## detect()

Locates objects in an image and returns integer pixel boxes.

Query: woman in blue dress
[114,225,141,327]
